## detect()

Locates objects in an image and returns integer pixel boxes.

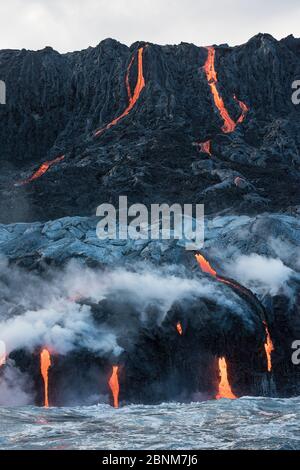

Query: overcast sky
[0,0,299,52]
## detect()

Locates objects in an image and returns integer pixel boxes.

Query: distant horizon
[1,32,299,55]
[0,0,299,53]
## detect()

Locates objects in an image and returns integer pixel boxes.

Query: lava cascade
[216,357,237,399]
[95,46,146,137]
[40,349,51,408]
[203,47,249,134]
[108,366,120,408]
[263,321,274,372]
[16,155,65,186]
[195,254,217,277]
[196,253,275,373]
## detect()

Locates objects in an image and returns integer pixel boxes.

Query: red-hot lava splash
[216,357,237,400]
[94,46,146,138]
[196,253,274,373]
[16,155,65,186]
[263,321,274,372]
[40,349,51,408]
[108,365,120,408]
[176,322,183,336]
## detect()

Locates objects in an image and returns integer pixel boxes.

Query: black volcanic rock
[0,34,299,223]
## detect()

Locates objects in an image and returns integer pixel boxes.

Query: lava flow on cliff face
[94,46,146,137]
[40,349,51,408]
[204,46,236,134]
[216,357,237,400]
[108,365,120,408]
[202,46,249,137]
[16,155,65,186]
[196,253,274,373]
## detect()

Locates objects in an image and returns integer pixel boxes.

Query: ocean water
[0,397,299,450]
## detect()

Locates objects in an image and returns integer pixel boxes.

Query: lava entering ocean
[216,357,237,400]
[196,253,274,373]
[16,155,65,186]
[40,349,51,408]
[94,46,146,137]
[108,366,120,408]
[263,321,274,372]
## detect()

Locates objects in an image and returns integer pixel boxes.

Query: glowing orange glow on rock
[198,140,212,155]
[16,155,65,186]
[95,46,146,137]
[263,321,274,372]
[216,357,237,400]
[176,322,183,335]
[234,94,249,124]
[204,47,236,134]
[108,366,120,408]
[40,349,51,408]
[195,254,217,277]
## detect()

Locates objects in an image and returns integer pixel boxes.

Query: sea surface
[0,397,299,450]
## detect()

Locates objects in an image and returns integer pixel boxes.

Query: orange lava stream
[195,254,217,277]
[198,140,212,155]
[40,349,51,408]
[109,366,120,408]
[17,155,65,186]
[234,94,249,124]
[95,46,145,137]
[196,253,275,374]
[176,322,183,335]
[204,47,236,134]
[216,357,237,400]
[263,321,274,372]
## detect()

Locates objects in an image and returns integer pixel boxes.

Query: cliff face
[0,34,299,223]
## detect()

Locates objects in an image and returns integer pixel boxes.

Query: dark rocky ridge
[0,33,299,223]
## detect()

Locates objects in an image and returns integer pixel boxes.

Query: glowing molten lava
[216,357,237,400]
[95,46,146,137]
[176,322,183,335]
[198,140,212,155]
[40,349,51,408]
[234,94,249,124]
[195,254,217,277]
[263,321,274,372]
[203,47,249,134]
[204,47,236,134]
[108,366,120,408]
[17,155,65,186]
